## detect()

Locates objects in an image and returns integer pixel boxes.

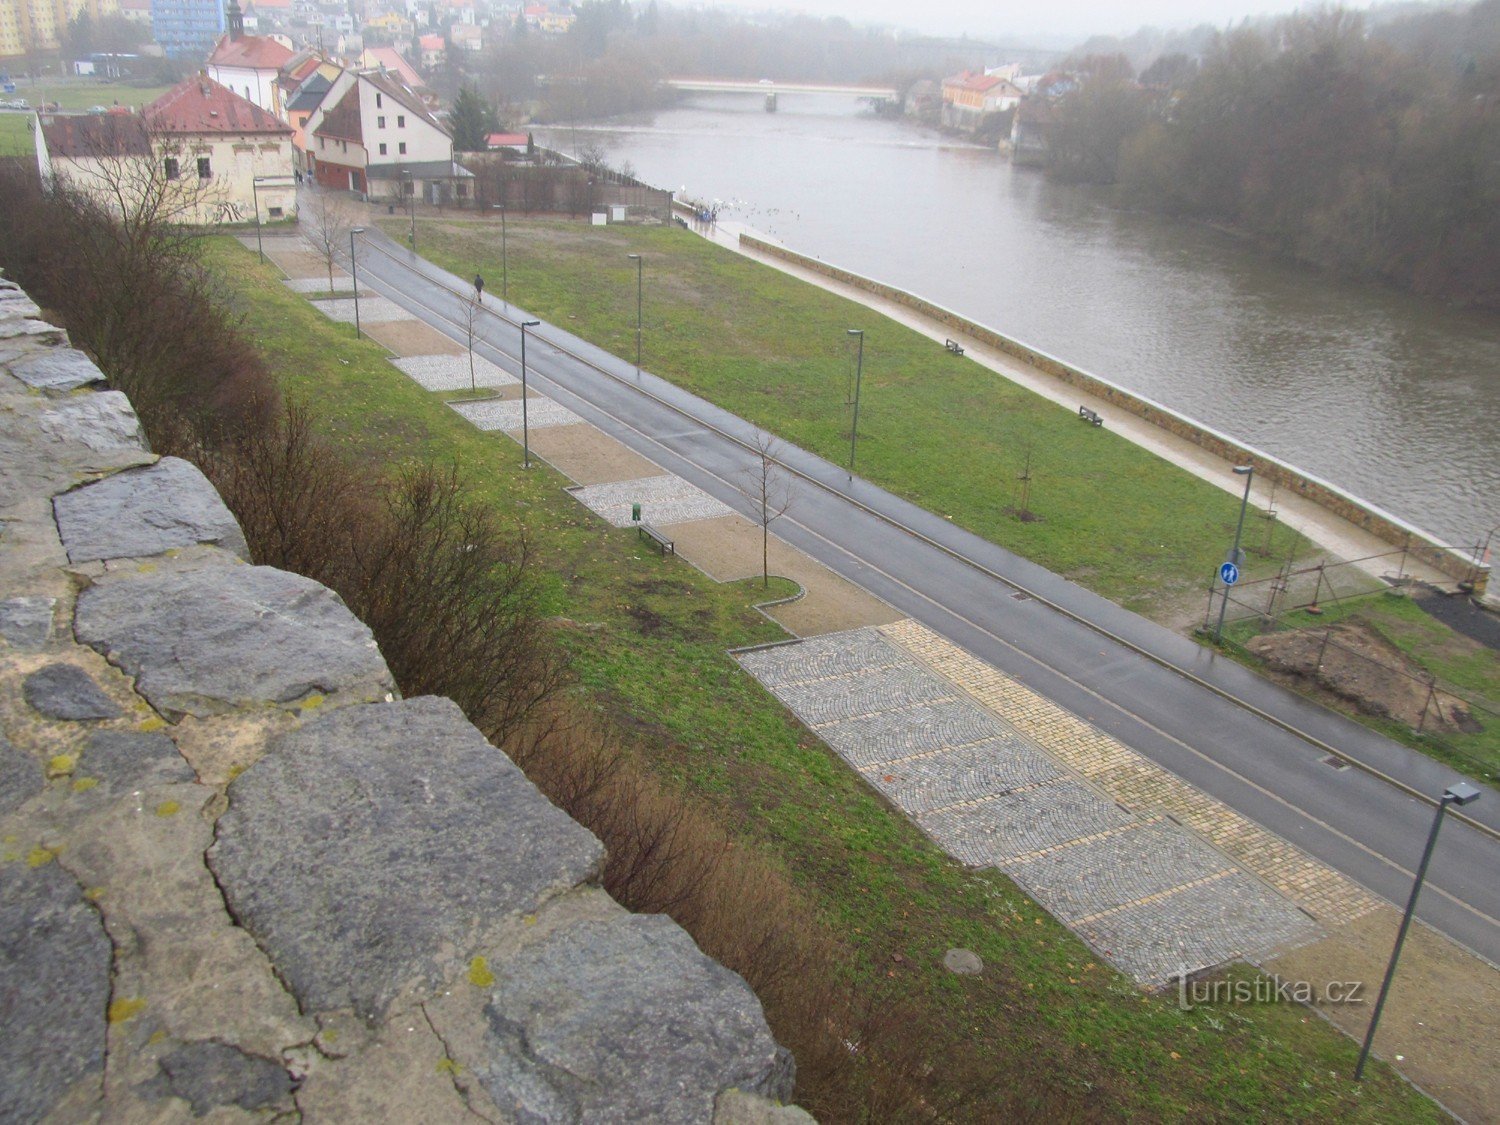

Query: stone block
[38,390,148,453]
[137,1040,294,1117]
[0,860,111,1124]
[77,729,195,795]
[208,698,605,1020]
[0,734,42,817]
[0,595,54,649]
[10,350,106,396]
[54,457,249,563]
[477,914,792,1123]
[22,662,122,720]
[75,565,394,718]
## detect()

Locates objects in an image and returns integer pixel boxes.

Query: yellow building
[0,0,120,59]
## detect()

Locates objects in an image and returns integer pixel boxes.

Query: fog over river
[539,93,1500,552]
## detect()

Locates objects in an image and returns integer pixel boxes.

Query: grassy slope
[206,233,1437,1121]
[382,216,1313,621]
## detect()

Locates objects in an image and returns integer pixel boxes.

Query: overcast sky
[699,0,1392,41]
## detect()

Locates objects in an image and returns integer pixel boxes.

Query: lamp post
[1354,781,1481,1080]
[847,328,864,473]
[251,175,264,263]
[1212,464,1254,642]
[520,319,540,468]
[627,252,642,372]
[403,168,415,248]
[349,226,365,339]
[498,203,508,307]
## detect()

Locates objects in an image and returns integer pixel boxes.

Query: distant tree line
[1043,2,1500,307]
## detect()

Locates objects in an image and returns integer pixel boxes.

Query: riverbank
[693,215,1486,601]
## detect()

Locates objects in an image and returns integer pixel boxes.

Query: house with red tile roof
[940,69,1024,130]
[305,67,471,203]
[207,0,296,117]
[35,75,296,226]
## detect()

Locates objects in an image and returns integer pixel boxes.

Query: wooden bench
[944,338,965,356]
[1078,406,1103,427]
[637,522,675,555]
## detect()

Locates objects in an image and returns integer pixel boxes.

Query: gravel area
[392,354,516,391]
[449,397,581,431]
[570,475,734,529]
[312,297,413,324]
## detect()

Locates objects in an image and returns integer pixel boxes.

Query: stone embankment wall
[0,273,803,1124]
[739,234,1486,593]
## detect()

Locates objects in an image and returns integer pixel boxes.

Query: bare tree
[738,432,794,588]
[303,190,356,295]
[463,292,481,392]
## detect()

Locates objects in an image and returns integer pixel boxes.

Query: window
[398,142,406,155]
[456,182,467,197]
[267,206,283,218]
[397,114,405,128]
[378,142,387,155]
[375,92,382,108]
[163,156,179,180]
[341,140,347,152]
[377,115,385,128]
[196,156,211,179]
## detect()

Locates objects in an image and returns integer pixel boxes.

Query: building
[521,3,572,34]
[35,75,296,224]
[151,0,226,58]
[416,31,441,68]
[0,0,120,59]
[355,45,423,93]
[449,22,479,52]
[305,65,469,202]
[940,70,1025,132]
[206,0,293,116]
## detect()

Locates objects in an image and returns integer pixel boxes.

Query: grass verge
[206,233,1441,1121]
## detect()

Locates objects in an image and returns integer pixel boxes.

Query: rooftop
[146,76,292,135]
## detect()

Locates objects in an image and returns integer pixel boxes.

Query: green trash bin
[631,503,642,523]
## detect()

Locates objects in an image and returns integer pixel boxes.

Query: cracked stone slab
[0,733,43,816]
[37,390,149,453]
[137,1040,294,1117]
[22,662,122,720]
[76,729,195,796]
[75,565,394,719]
[570,474,735,528]
[0,859,112,1125]
[0,595,55,648]
[208,698,605,1020]
[478,913,792,1124]
[390,353,517,391]
[54,456,249,563]
[9,350,106,396]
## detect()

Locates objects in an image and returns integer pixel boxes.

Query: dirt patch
[1263,908,1500,1124]
[267,248,337,279]
[1247,622,1478,734]
[363,321,463,357]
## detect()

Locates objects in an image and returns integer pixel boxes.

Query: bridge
[663,77,899,111]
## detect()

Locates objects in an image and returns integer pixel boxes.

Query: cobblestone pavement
[738,626,1326,985]
[570,475,735,529]
[391,354,517,391]
[880,618,1383,926]
[311,296,414,325]
[449,398,582,431]
[282,276,353,294]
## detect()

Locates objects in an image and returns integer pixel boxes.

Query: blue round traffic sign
[1220,562,1240,586]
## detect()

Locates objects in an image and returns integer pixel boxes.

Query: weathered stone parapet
[739,233,1487,594]
[0,271,799,1123]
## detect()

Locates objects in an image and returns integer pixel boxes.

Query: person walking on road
[474,274,485,302]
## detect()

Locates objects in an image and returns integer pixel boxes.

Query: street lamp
[1354,781,1481,1080]
[847,328,864,473]
[520,320,540,468]
[403,169,415,248]
[1212,464,1254,642]
[627,252,642,372]
[251,175,264,263]
[495,202,508,307]
[349,226,366,339]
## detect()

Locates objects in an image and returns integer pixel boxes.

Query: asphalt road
[347,229,1500,968]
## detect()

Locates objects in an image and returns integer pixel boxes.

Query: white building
[206,0,295,118]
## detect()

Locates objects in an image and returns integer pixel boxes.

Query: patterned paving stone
[312,296,413,324]
[450,398,581,432]
[283,276,352,293]
[917,779,1135,867]
[1009,820,1235,923]
[570,475,733,528]
[772,663,958,727]
[817,698,1001,769]
[391,354,516,391]
[737,628,903,687]
[1077,871,1320,985]
[863,737,1064,815]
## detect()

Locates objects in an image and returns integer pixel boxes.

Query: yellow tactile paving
[879,618,1383,925]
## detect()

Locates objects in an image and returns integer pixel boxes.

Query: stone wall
[739,234,1486,594]
[0,273,804,1124]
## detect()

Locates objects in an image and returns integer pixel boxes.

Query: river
[537,93,1500,552]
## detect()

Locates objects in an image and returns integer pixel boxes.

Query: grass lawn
[383,215,1317,623]
[203,232,1440,1120]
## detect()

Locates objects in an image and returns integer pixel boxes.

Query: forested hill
[1046,2,1500,308]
